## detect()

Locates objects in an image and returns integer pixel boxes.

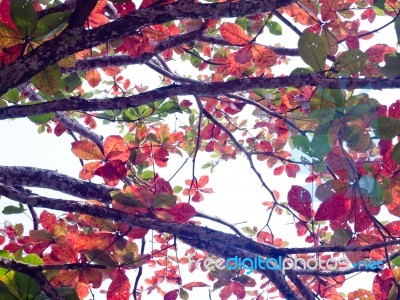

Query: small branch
[28,205,39,230]
[55,112,104,152]
[0,258,63,300]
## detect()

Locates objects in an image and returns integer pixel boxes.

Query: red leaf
[0,0,15,29]
[154,147,169,167]
[285,163,300,178]
[234,45,253,64]
[220,282,246,300]
[366,44,396,63]
[107,269,130,300]
[198,175,209,188]
[182,282,209,290]
[40,210,57,232]
[51,243,78,263]
[114,1,136,16]
[372,268,393,299]
[345,36,359,50]
[164,289,178,300]
[220,22,251,45]
[273,165,284,175]
[192,191,203,202]
[95,160,127,187]
[154,178,173,194]
[54,122,66,137]
[104,135,130,161]
[167,203,197,223]
[314,195,351,221]
[388,100,400,119]
[287,186,312,219]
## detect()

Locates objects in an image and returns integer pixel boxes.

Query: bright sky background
[1,3,400,299]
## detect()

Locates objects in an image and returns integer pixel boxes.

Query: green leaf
[392,142,400,165]
[0,281,18,300]
[156,101,182,115]
[139,170,154,180]
[2,203,25,215]
[290,67,314,75]
[298,31,327,72]
[21,254,43,266]
[31,64,61,95]
[381,53,400,77]
[32,12,70,40]
[110,190,145,208]
[391,256,400,267]
[359,175,383,205]
[10,0,38,37]
[173,186,183,193]
[292,135,312,155]
[311,124,334,158]
[327,228,351,246]
[15,272,41,300]
[335,49,368,75]
[62,73,82,93]
[3,88,20,104]
[371,116,400,139]
[153,193,177,209]
[342,124,372,152]
[190,50,202,68]
[309,87,337,123]
[345,93,380,118]
[395,17,400,45]
[235,17,247,31]
[266,21,282,35]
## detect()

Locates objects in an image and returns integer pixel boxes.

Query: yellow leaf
[31,64,61,95]
[0,23,21,49]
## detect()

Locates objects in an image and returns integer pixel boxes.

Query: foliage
[0,0,400,299]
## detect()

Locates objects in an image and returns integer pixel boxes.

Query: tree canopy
[1,0,400,299]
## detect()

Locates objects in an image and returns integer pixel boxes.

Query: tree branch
[1,75,398,120]
[0,166,115,202]
[0,0,296,95]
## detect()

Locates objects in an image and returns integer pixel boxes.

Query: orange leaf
[77,282,89,299]
[72,140,104,160]
[40,210,57,232]
[89,13,109,28]
[220,22,251,45]
[86,69,101,87]
[104,135,130,161]
[251,45,277,68]
[74,232,115,252]
[79,161,102,180]
[107,269,130,300]
[51,243,78,263]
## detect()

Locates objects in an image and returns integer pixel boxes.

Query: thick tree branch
[0,183,305,299]
[0,0,295,95]
[1,75,397,120]
[0,166,115,202]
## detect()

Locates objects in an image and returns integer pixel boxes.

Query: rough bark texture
[0,0,295,95]
[1,75,399,120]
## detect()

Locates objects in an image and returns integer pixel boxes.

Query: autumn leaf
[287,185,312,219]
[165,203,197,223]
[104,135,130,161]
[251,45,277,68]
[314,195,351,221]
[39,210,57,232]
[0,23,21,49]
[86,69,101,88]
[94,160,127,187]
[71,140,104,160]
[107,269,130,300]
[220,22,251,45]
